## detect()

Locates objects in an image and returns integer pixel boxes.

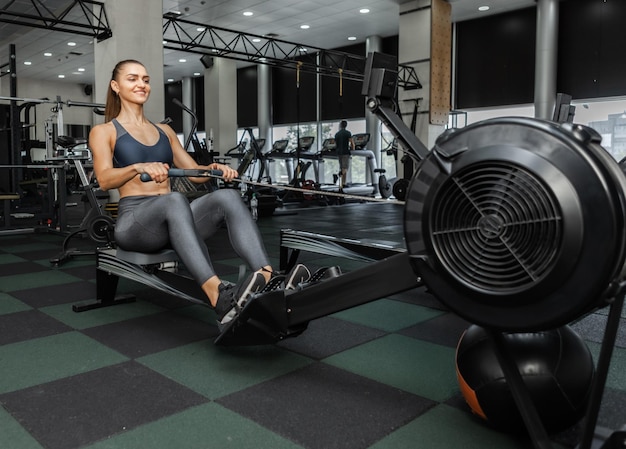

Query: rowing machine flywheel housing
[404,117,626,331]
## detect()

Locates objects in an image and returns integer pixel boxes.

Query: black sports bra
[112,119,174,168]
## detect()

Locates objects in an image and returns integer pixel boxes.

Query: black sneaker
[217,272,266,325]
[284,264,311,290]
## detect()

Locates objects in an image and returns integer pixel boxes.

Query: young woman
[89,59,277,325]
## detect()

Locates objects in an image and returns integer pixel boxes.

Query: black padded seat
[115,248,179,265]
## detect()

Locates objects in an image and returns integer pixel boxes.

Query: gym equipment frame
[75,53,625,449]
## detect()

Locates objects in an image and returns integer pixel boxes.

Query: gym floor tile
[0,292,32,315]
[217,362,434,449]
[11,280,99,308]
[0,260,48,275]
[0,309,72,345]
[597,387,626,431]
[0,241,60,255]
[82,402,302,449]
[399,312,472,348]
[0,270,81,292]
[59,263,98,280]
[1,201,624,448]
[571,312,626,348]
[324,334,459,402]
[276,316,387,359]
[587,343,626,391]
[369,404,535,449]
[81,311,218,358]
[0,406,44,449]
[0,332,127,394]
[138,340,312,400]
[389,286,448,311]
[0,361,209,449]
[42,300,167,330]
[0,253,27,264]
[331,298,445,332]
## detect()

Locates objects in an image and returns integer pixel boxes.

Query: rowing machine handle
[140,168,222,182]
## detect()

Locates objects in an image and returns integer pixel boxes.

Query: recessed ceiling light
[252,38,261,43]
[58,74,65,78]
[243,11,253,16]
[197,27,205,32]
[72,72,82,75]
[78,67,85,72]
[23,61,32,65]
[348,36,357,41]
[478,6,490,11]
[67,42,76,46]
[193,72,201,76]
[359,8,370,14]
[167,78,174,82]
[179,58,187,63]
[300,24,310,29]
[298,47,308,52]
[44,52,52,56]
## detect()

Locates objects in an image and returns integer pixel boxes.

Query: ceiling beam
[0,0,112,41]
[163,15,421,90]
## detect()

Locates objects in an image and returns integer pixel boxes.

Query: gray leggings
[115,189,270,285]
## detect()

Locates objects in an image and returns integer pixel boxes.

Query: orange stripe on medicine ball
[456,367,487,421]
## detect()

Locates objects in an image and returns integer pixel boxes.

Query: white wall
[0,77,96,141]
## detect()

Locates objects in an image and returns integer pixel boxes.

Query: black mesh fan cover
[404,118,626,331]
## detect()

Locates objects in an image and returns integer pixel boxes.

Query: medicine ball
[455,324,595,434]
[404,117,626,331]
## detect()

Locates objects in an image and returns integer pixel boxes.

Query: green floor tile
[0,270,82,292]
[370,404,538,449]
[0,332,127,394]
[0,292,31,315]
[0,254,26,265]
[588,342,626,391]
[0,242,59,254]
[324,334,458,402]
[42,300,166,330]
[0,405,44,449]
[332,299,444,332]
[138,340,312,399]
[83,402,302,449]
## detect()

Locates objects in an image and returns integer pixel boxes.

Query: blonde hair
[104,59,145,122]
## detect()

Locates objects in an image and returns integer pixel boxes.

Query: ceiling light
[78,68,85,72]
[300,24,310,29]
[193,72,201,76]
[23,61,32,65]
[179,58,187,63]
[478,6,490,11]
[359,8,370,14]
[67,42,76,46]
[58,74,65,78]
[243,11,253,16]
[348,36,357,41]
[167,78,174,82]
[44,52,52,56]
[252,38,261,43]
[163,40,167,44]
[298,47,308,53]
[197,27,206,32]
